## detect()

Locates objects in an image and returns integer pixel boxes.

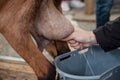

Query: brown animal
[0,0,74,80]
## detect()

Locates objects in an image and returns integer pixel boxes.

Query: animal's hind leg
[1,28,56,80]
[31,31,70,58]
[54,0,62,11]
[55,41,70,56]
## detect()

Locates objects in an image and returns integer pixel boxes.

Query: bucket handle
[58,50,78,62]
[59,55,71,61]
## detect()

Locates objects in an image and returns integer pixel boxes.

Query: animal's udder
[35,3,74,40]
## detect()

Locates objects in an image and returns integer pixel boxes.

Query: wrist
[89,31,97,44]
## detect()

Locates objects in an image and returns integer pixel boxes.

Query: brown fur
[0,0,74,80]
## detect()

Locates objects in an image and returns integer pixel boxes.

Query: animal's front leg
[1,27,56,80]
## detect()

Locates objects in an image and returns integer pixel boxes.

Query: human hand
[63,28,97,49]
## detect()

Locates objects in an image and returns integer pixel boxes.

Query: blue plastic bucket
[55,45,120,80]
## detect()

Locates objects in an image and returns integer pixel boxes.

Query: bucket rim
[56,64,120,79]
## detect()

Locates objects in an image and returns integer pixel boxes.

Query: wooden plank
[85,0,94,15]
[0,69,37,80]
[0,60,34,74]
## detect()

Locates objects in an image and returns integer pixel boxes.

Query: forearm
[93,17,120,51]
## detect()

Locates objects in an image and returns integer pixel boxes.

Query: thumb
[62,34,74,41]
